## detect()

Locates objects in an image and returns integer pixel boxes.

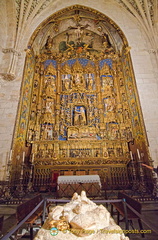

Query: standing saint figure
[80,107,87,125]
[45,35,53,50]
[74,106,87,125]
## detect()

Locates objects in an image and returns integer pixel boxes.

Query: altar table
[57,175,101,197]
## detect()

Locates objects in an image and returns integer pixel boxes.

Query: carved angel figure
[45,35,53,50]
[102,33,112,48]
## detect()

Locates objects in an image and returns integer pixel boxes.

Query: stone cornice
[2,48,21,56]
[147,48,158,54]
[0,73,16,81]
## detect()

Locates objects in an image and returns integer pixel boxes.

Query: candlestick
[137,149,140,159]
[130,151,133,160]
[30,167,33,176]
[22,152,25,163]
[6,151,9,167]
[32,153,34,164]
[9,149,12,161]
[148,146,151,157]
[21,167,24,177]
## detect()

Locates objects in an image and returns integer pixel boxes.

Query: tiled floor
[0,198,158,240]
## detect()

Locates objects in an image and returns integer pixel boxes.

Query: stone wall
[0,0,158,180]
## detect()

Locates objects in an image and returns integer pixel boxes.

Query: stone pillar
[0,48,21,80]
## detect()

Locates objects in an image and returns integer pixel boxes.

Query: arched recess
[11,5,152,193]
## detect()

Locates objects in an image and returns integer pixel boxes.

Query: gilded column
[95,61,103,122]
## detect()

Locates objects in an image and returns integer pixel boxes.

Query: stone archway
[11,5,152,193]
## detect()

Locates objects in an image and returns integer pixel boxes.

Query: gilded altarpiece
[11,6,150,190]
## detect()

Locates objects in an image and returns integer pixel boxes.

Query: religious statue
[102,33,112,48]
[60,123,65,136]
[46,100,54,113]
[80,107,87,125]
[45,35,53,50]
[73,72,84,88]
[27,129,34,141]
[88,73,93,90]
[102,32,114,54]
[74,106,87,125]
[47,125,53,140]
[64,79,70,90]
[102,78,106,90]
[45,82,55,98]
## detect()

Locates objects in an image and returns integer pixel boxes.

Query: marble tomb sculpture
[34,191,129,240]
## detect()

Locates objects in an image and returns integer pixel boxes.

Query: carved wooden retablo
[11,6,149,190]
